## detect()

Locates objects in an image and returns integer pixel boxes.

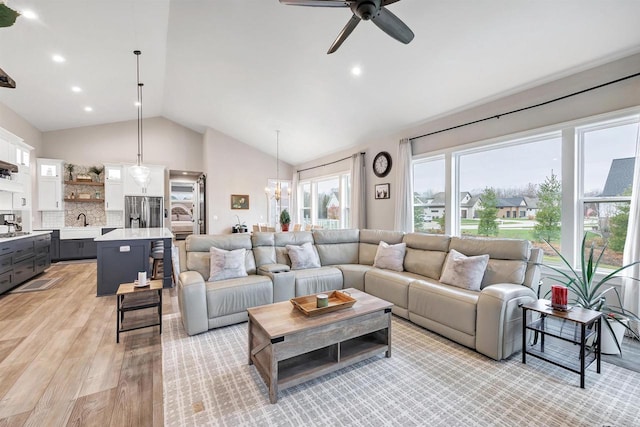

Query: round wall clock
[373,151,392,178]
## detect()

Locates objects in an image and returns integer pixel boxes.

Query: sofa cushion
[440,249,489,291]
[408,279,479,337]
[286,242,321,270]
[205,275,273,318]
[364,268,413,314]
[404,248,447,280]
[209,247,248,281]
[186,234,257,278]
[335,264,373,292]
[314,229,360,266]
[359,229,405,265]
[293,267,343,295]
[373,241,406,272]
[252,232,276,267]
[482,259,527,288]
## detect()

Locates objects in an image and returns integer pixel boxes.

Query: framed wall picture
[375,183,390,200]
[231,194,249,209]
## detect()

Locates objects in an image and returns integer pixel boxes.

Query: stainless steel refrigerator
[124,196,164,228]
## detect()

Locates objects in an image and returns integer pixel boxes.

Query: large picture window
[410,110,640,270]
[298,172,350,229]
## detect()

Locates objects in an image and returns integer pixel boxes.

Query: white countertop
[94,227,173,241]
[0,230,52,242]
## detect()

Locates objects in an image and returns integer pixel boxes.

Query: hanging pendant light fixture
[129,50,151,187]
[265,130,282,202]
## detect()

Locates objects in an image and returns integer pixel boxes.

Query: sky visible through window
[415,122,638,196]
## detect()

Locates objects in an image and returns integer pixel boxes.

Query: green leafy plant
[0,4,20,28]
[89,165,104,181]
[542,232,640,354]
[279,209,290,226]
[65,163,75,181]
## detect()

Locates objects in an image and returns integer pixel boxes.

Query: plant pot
[601,317,628,355]
[281,223,289,232]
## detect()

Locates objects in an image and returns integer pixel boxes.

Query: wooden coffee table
[247,288,393,403]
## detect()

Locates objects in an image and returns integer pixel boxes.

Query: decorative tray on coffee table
[290,291,356,317]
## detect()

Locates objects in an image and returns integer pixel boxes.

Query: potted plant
[89,165,104,182]
[279,209,291,232]
[232,215,247,233]
[65,163,75,181]
[541,231,640,355]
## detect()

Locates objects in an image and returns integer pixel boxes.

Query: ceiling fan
[280,0,414,54]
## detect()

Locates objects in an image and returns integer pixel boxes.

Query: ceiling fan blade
[279,0,350,7]
[371,6,414,44]
[382,0,401,5]
[327,14,360,54]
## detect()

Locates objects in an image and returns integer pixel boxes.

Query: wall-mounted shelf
[65,180,104,187]
[64,198,105,203]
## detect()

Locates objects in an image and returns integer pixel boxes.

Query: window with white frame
[298,172,350,229]
[577,115,639,268]
[410,110,639,270]
[266,179,291,228]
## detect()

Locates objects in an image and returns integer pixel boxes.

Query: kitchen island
[95,227,173,296]
[0,231,52,294]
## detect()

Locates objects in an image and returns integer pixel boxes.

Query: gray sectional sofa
[176,229,542,361]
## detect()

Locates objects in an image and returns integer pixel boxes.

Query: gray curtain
[394,138,413,232]
[349,153,366,228]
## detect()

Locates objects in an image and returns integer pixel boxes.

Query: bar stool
[151,240,164,280]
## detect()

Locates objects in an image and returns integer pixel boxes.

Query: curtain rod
[297,152,365,174]
[409,71,640,141]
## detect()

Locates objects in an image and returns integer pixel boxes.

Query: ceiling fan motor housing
[351,0,381,20]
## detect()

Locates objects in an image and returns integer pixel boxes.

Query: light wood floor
[0,261,177,426]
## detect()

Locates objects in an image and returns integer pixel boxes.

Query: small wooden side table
[522,299,601,388]
[116,280,163,343]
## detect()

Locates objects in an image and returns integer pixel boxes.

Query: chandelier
[265,130,284,201]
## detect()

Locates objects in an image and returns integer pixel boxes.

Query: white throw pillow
[286,242,321,270]
[208,247,248,281]
[373,241,406,272]
[440,249,489,291]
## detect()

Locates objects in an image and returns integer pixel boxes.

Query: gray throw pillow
[209,247,248,281]
[373,241,406,272]
[286,242,321,270]
[440,249,489,291]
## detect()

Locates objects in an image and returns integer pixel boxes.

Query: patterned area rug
[162,314,640,427]
[9,277,60,293]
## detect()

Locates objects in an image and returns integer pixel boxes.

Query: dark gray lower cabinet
[59,238,98,260]
[0,233,52,295]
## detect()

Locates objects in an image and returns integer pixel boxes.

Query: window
[266,179,291,228]
[578,116,638,268]
[298,172,350,229]
[409,110,639,271]
[457,133,562,240]
[412,156,445,233]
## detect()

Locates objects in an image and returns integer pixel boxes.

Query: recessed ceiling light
[84,106,93,112]
[52,54,65,63]
[351,66,362,76]
[134,101,141,107]
[21,10,38,20]
[182,172,188,175]
[71,86,82,93]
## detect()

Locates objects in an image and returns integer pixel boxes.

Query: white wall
[40,116,203,170]
[296,52,640,231]
[203,128,293,234]
[0,101,43,154]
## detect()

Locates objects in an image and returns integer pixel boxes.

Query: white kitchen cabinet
[12,166,31,210]
[123,164,165,197]
[104,164,124,211]
[37,158,64,211]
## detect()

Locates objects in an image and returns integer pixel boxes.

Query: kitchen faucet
[77,213,88,227]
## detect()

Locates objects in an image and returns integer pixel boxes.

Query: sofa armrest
[177,270,209,336]
[258,267,295,302]
[258,263,291,274]
[476,283,536,360]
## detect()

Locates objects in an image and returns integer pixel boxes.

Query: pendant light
[265,130,282,202]
[129,50,151,187]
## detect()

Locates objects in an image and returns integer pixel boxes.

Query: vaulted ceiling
[1,0,639,164]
